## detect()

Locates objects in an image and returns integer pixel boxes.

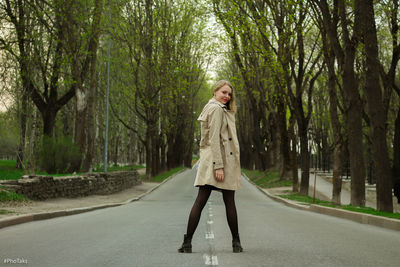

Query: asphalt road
[1,168,400,267]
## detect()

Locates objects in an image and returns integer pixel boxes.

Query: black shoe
[178,234,192,253]
[232,236,243,253]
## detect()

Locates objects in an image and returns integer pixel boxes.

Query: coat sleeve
[208,106,224,170]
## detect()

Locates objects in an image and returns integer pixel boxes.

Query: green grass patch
[0,209,14,215]
[93,164,145,172]
[144,166,185,183]
[279,193,400,220]
[0,187,28,202]
[242,169,291,188]
[279,193,332,205]
[192,157,199,166]
[0,160,24,180]
[36,172,83,177]
[0,184,28,202]
[340,205,400,220]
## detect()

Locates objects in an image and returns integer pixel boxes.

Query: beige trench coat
[194,98,241,190]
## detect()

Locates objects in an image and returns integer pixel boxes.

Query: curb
[0,168,188,230]
[242,172,400,231]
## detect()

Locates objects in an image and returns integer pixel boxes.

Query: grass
[192,157,199,166]
[242,169,291,188]
[0,160,24,180]
[0,185,28,202]
[279,193,400,220]
[142,166,186,183]
[0,209,14,215]
[93,164,145,172]
[340,205,400,220]
[278,193,332,205]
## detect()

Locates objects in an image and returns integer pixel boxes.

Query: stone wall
[0,171,141,200]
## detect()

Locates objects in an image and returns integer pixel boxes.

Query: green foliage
[242,169,291,188]
[38,136,82,174]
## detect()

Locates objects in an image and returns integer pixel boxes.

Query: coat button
[213,162,215,164]
[230,152,233,155]
[229,138,232,141]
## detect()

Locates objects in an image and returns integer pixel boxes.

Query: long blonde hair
[213,80,237,112]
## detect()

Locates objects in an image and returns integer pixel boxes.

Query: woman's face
[214,85,232,105]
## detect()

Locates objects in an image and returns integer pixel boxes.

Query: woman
[178,80,243,253]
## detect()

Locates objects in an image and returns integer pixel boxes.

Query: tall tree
[62,0,104,171]
[313,3,345,204]
[357,0,393,212]
[0,0,76,137]
[311,0,366,206]
[242,0,323,193]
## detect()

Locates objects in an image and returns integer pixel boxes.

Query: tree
[313,2,345,204]
[357,0,393,212]
[109,0,211,178]
[311,0,366,206]
[62,0,105,171]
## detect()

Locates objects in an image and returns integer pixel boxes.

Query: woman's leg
[185,185,213,238]
[222,189,243,252]
[221,189,239,238]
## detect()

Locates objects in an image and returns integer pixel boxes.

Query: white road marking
[203,255,219,265]
[204,201,218,266]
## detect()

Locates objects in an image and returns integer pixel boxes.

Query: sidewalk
[0,169,161,229]
[243,170,400,232]
[307,169,399,212]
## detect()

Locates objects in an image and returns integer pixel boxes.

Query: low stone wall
[0,171,141,200]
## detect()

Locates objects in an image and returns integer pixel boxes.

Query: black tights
[185,185,239,239]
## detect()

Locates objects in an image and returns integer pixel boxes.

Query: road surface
[1,168,400,266]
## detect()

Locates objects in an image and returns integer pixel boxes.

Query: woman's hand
[215,168,225,182]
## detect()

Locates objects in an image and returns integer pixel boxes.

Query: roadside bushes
[38,136,82,174]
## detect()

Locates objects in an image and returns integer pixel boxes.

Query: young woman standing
[178,80,243,253]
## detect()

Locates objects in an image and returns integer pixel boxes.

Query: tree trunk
[82,80,96,172]
[343,63,366,207]
[299,122,310,195]
[288,115,298,192]
[393,107,400,182]
[315,0,366,206]
[42,107,58,137]
[358,0,393,212]
[324,30,344,204]
[331,145,344,204]
[27,106,40,173]
[82,0,103,172]
[393,107,400,203]
[16,91,28,169]
[277,96,291,179]
[113,126,120,166]
[145,125,154,179]
[74,86,87,170]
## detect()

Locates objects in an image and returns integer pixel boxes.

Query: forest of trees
[1,0,399,212]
